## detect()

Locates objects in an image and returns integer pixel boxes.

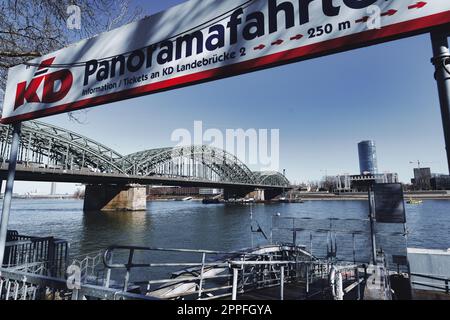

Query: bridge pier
[262,189,284,201]
[223,188,285,201]
[247,189,265,201]
[83,184,147,212]
[223,188,254,201]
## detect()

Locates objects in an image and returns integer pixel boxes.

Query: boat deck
[235,279,365,300]
[236,283,320,300]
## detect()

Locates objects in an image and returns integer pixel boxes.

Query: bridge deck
[0,165,289,190]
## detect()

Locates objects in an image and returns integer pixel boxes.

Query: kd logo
[14,57,73,110]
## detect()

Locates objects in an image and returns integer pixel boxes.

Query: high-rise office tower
[358,140,378,175]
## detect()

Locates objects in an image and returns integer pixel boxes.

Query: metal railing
[102,245,302,299]
[229,260,367,300]
[0,268,157,300]
[229,259,309,300]
[101,245,365,300]
[70,250,105,286]
[102,245,240,298]
[411,273,450,294]
[3,231,69,278]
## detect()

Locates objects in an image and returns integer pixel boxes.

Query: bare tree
[320,176,336,193]
[0,0,143,121]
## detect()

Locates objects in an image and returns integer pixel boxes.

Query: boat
[407,198,423,205]
[146,245,315,300]
[202,198,221,204]
[278,197,304,203]
[278,197,289,203]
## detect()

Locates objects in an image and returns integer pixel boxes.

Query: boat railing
[230,260,366,300]
[410,273,450,294]
[70,250,106,286]
[102,245,249,296]
[0,268,157,300]
[270,216,408,270]
[102,245,365,300]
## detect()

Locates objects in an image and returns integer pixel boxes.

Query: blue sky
[11,0,449,194]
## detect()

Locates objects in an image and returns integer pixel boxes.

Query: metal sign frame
[373,183,406,224]
[1,1,450,269]
[1,0,450,123]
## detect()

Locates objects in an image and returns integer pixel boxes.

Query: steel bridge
[0,121,290,190]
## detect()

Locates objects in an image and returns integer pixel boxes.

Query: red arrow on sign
[271,39,284,46]
[408,1,427,10]
[253,44,265,50]
[355,16,369,23]
[381,9,398,17]
[290,34,303,41]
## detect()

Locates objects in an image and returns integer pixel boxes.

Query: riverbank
[299,191,450,201]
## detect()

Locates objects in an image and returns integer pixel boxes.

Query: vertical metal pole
[250,204,254,248]
[232,267,238,300]
[270,216,273,245]
[355,267,361,301]
[280,266,284,300]
[198,252,206,299]
[105,252,113,288]
[368,187,377,264]
[292,218,296,246]
[431,30,450,173]
[352,233,356,265]
[306,264,309,294]
[0,123,21,267]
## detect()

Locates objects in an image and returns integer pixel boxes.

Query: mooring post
[0,123,21,267]
[431,29,450,173]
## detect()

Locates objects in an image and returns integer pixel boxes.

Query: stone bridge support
[83,184,147,212]
[223,188,254,201]
[262,188,285,201]
[223,188,285,201]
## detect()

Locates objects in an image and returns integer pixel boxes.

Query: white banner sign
[2,0,450,123]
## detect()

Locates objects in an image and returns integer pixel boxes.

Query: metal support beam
[0,123,21,267]
[431,30,450,173]
[368,187,377,265]
[280,266,284,300]
[232,268,238,300]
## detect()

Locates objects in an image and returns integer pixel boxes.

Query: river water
[3,199,450,282]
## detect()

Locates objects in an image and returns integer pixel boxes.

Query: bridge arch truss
[0,121,126,174]
[121,145,256,184]
[0,121,290,187]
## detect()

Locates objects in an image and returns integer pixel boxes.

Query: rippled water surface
[3,199,449,281]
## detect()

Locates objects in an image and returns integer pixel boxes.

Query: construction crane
[409,161,422,169]
[409,161,432,169]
